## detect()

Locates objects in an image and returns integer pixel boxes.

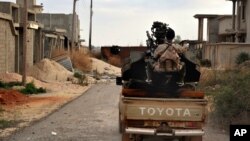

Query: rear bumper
[125,127,204,136]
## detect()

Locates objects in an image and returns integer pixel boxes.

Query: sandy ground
[0,58,231,140]
[91,58,121,76]
[0,83,90,138]
[2,84,229,141]
[3,84,120,141]
[0,57,121,138]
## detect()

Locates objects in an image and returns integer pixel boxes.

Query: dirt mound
[91,58,121,76]
[0,73,22,83]
[28,59,73,82]
[0,73,47,89]
[0,89,28,105]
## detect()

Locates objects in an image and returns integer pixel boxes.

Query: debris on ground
[0,86,89,138]
[91,58,120,76]
[0,72,89,123]
[0,72,81,93]
[0,56,121,138]
[28,59,73,82]
[51,131,57,136]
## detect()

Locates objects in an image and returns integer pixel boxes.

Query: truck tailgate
[122,97,207,122]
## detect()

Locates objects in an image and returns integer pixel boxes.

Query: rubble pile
[0,73,47,89]
[0,73,22,83]
[91,58,120,76]
[28,59,73,82]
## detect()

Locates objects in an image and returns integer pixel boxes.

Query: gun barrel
[146,31,150,38]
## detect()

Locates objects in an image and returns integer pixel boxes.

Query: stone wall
[204,43,250,69]
[0,18,16,73]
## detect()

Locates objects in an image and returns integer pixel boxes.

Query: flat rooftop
[194,14,219,18]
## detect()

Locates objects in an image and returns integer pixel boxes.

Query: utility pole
[71,0,78,51]
[22,0,28,85]
[89,0,93,50]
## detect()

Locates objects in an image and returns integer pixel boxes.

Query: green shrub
[0,120,16,129]
[74,72,82,79]
[74,72,87,85]
[212,71,250,125]
[200,59,211,67]
[0,81,5,88]
[37,87,47,93]
[20,82,46,94]
[0,81,22,89]
[235,52,249,65]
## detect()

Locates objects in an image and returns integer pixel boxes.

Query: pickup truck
[119,88,207,141]
[108,22,208,140]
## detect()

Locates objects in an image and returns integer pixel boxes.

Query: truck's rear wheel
[119,112,124,133]
[122,134,143,141]
[134,135,143,141]
[183,136,202,141]
[122,133,130,141]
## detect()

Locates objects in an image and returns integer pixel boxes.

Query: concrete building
[36,13,80,45]
[16,0,43,13]
[194,14,236,43]
[194,0,250,69]
[0,0,43,73]
[0,12,17,73]
[195,0,250,43]
[15,0,42,72]
[204,43,250,69]
[0,0,73,73]
[0,0,80,74]
[43,29,68,58]
[194,14,219,43]
[18,0,70,59]
[0,2,19,73]
[229,0,250,43]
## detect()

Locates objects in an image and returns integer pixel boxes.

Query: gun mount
[117,21,201,97]
[117,22,206,141]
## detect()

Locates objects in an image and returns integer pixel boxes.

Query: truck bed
[121,96,207,122]
[120,96,208,138]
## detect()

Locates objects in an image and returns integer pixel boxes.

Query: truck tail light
[179,91,204,98]
[127,120,144,127]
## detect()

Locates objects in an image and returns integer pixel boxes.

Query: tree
[174,35,181,44]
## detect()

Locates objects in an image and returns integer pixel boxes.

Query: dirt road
[3,83,229,141]
[4,83,121,141]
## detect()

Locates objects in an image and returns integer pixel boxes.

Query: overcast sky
[2,0,232,46]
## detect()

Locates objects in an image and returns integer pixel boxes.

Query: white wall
[204,43,250,69]
[218,17,232,34]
